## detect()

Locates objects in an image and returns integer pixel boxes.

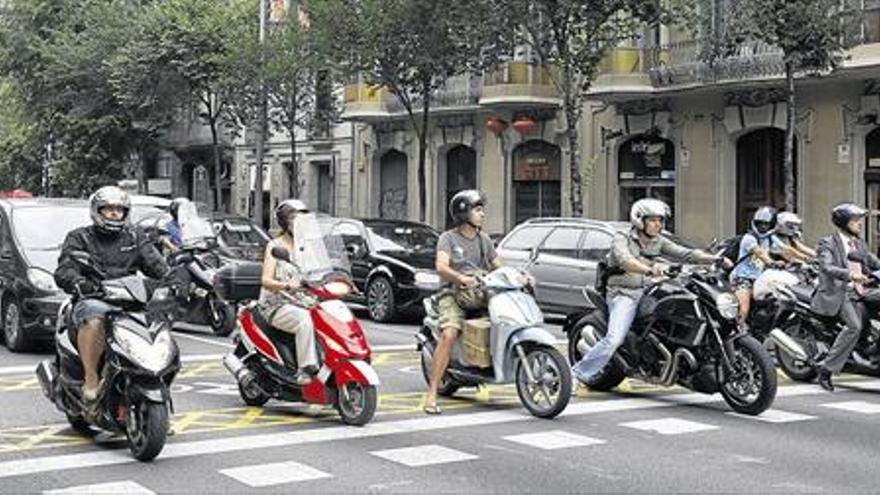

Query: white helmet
[775,211,803,238]
[630,198,671,231]
[89,185,130,234]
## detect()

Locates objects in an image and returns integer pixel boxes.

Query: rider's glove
[75,279,100,297]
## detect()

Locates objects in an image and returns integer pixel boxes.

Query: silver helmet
[775,211,803,238]
[89,186,130,234]
[630,198,671,231]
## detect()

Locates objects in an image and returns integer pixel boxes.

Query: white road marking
[821,400,880,414]
[219,460,332,487]
[726,409,817,423]
[503,430,606,450]
[4,379,880,478]
[170,331,235,349]
[43,481,155,495]
[370,445,477,467]
[620,418,719,435]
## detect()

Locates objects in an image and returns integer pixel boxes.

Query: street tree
[509,0,663,218]
[312,0,511,221]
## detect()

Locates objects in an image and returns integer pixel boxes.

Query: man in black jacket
[54,186,169,411]
[811,203,880,391]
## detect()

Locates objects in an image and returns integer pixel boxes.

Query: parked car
[329,218,441,322]
[0,198,159,351]
[210,214,270,262]
[496,217,700,317]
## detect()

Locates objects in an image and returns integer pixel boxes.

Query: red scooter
[219,215,378,426]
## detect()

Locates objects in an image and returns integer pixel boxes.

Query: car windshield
[367,223,438,252]
[13,206,91,251]
[218,220,269,246]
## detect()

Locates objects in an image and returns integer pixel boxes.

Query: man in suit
[811,203,880,391]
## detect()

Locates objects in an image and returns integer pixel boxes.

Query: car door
[578,228,615,291]
[0,210,16,301]
[496,225,554,268]
[331,220,371,295]
[530,226,587,313]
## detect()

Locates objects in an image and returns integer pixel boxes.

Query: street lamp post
[252,0,269,229]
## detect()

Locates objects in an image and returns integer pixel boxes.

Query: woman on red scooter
[258,199,319,385]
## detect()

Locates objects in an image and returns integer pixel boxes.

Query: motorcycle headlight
[27,268,58,292]
[414,271,441,290]
[715,292,739,320]
[115,327,176,373]
[323,281,351,297]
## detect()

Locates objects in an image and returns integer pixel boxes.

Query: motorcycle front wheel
[515,345,571,419]
[336,382,377,426]
[719,336,777,415]
[126,401,169,462]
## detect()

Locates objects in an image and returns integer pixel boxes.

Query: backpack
[719,234,744,265]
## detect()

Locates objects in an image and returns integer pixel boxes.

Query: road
[0,310,878,493]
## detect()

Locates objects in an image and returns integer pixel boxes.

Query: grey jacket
[607,228,714,291]
[811,233,880,317]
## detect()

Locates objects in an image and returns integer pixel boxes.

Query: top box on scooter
[214,261,263,302]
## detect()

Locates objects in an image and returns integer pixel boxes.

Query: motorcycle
[775,252,880,381]
[565,262,777,415]
[220,213,379,426]
[35,251,180,461]
[746,263,817,363]
[165,200,237,336]
[417,259,572,419]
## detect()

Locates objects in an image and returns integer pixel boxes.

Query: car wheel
[3,298,30,352]
[367,276,396,322]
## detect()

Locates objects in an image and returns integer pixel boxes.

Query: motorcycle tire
[126,402,169,462]
[420,344,460,397]
[774,322,818,382]
[65,413,92,435]
[238,380,270,407]
[336,382,377,426]
[515,345,572,419]
[719,336,777,416]
[569,313,625,392]
[210,300,236,337]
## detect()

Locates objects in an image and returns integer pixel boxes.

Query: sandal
[423,403,442,415]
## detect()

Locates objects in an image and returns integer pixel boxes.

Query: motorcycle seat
[790,285,814,303]
[250,306,299,369]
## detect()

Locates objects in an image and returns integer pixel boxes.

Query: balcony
[480,61,560,107]
[590,47,653,96]
[341,83,390,121]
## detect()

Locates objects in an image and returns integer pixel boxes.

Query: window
[500,226,553,251]
[539,227,583,259]
[581,230,613,261]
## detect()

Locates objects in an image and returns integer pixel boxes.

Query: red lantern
[486,116,507,136]
[512,116,537,135]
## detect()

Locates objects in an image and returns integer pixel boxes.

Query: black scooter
[167,245,237,336]
[35,251,180,461]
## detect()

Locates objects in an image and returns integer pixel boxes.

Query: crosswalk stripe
[821,400,880,414]
[370,445,477,467]
[503,430,606,450]
[219,460,332,487]
[43,481,155,495]
[726,409,817,423]
[620,418,719,435]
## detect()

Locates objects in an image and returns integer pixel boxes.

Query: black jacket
[54,225,169,295]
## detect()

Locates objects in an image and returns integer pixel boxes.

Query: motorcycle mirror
[271,246,292,262]
[528,246,540,263]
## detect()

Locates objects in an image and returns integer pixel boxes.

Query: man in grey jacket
[811,203,880,391]
[572,198,727,384]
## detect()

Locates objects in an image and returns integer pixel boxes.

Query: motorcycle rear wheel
[420,340,461,397]
[719,336,777,416]
[210,300,236,337]
[569,313,625,392]
[238,380,270,407]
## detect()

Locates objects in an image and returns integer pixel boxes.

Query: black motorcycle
[167,245,237,336]
[35,251,180,461]
[565,263,777,415]
[775,253,880,381]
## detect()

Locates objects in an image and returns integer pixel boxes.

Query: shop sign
[514,155,561,181]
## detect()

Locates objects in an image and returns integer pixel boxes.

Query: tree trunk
[289,91,299,199]
[784,61,796,212]
[417,85,430,223]
[209,120,224,213]
[563,69,583,218]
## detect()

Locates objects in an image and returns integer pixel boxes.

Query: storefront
[617,134,677,231]
[512,140,561,225]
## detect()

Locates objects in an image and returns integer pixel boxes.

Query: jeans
[572,293,641,382]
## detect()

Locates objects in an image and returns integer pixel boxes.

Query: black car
[330,218,441,322]
[0,199,157,351]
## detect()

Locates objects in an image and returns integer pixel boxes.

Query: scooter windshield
[177,200,216,248]
[291,213,351,283]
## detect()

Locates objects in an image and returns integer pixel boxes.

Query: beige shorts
[437,294,465,332]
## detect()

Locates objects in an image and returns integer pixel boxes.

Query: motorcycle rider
[730,207,787,324]
[572,198,727,385]
[773,211,816,262]
[811,203,880,391]
[258,199,319,385]
[54,186,170,416]
[423,189,502,415]
[164,197,188,250]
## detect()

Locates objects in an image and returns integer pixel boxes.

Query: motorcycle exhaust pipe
[769,328,810,362]
[223,353,254,384]
[35,360,57,403]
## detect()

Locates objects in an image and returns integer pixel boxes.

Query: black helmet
[449,189,487,227]
[831,202,868,234]
[89,186,130,234]
[275,199,309,231]
[750,206,777,237]
[169,197,188,222]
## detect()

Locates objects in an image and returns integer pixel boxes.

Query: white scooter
[416,264,571,418]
